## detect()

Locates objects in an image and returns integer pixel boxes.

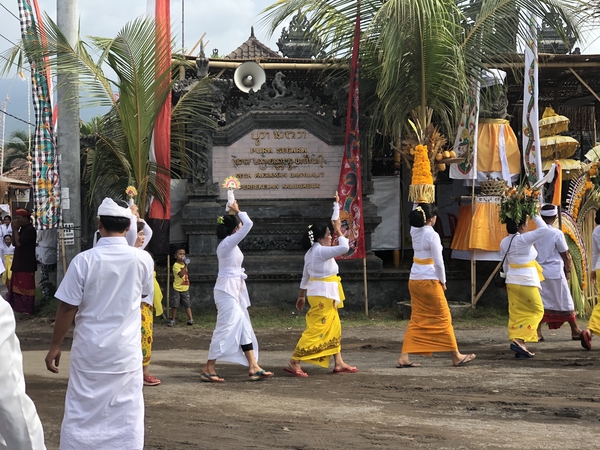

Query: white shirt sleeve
[299,251,311,290]
[427,231,446,283]
[219,212,253,251]
[593,227,600,270]
[140,251,154,297]
[125,216,137,247]
[54,255,86,306]
[521,216,548,246]
[0,301,46,450]
[314,236,350,260]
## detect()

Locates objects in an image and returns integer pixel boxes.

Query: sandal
[249,369,274,381]
[200,372,225,383]
[143,375,161,386]
[167,320,175,327]
[283,363,308,378]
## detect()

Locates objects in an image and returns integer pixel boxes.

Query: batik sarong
[7,271,36,315]
[141,303,153,366]
[292,296,342,368]
[589,273,600,335]
[506,284,544,342]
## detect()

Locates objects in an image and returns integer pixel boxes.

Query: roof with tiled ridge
[225,27,281,60]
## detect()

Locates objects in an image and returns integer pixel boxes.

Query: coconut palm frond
[367,0,467,140]
[461,0,590,77]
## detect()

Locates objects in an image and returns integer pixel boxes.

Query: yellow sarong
[402,279,458,355]
[141,303,154,366]
[506,284,544,342]
[589,271,600,335]
[2,254,13,285]
[509,260,545,282]
[292,295,342,368]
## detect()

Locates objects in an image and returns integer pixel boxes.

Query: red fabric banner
[148,0,171,221]
[336,12,365,259]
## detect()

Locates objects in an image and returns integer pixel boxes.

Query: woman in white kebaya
[200,200,273,382]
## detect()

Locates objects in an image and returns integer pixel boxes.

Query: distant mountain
[0,78,107,139]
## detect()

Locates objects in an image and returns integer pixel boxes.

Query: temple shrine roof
[225,27,281,60]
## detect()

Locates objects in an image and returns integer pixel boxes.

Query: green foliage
[2,130,32,171]
[260,0,590,146]
[499,184,540,225]
[1,16,215,216]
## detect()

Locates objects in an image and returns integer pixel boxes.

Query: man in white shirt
[535,204,581,341]
[44,198,154,450]
[0,298,46,450]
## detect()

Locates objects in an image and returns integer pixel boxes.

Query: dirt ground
[16,318,600,450]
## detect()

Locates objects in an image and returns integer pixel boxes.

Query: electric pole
[56,0,81,281]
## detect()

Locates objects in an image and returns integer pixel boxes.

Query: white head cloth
[540,204,558,217]
[97,198,133,218]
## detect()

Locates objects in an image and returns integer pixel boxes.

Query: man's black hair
[99,216,131,233]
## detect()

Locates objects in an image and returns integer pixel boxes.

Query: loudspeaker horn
[234,61,266,93]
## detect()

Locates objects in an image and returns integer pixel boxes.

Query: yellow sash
[310,275,345,301]
[509,260,545,281]
[413,257,434,265]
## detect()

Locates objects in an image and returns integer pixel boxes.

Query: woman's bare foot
[248,364,273,378]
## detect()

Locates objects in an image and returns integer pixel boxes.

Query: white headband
[540,205,558,217]
[97,198,133,219]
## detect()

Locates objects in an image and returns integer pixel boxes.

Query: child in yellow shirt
[169,247,194,326]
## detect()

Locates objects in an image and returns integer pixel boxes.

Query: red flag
[146,0,171,254]
[336,10,365,259]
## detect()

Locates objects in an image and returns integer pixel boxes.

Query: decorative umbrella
[542,159,584,180]
[539,135,579,159]
[538,114,570,138]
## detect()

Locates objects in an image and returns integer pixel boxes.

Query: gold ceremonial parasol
[538,115,570,138]
[542,159,584,180]
[540,135,579,159]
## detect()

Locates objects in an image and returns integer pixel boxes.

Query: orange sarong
[402,279,458,355]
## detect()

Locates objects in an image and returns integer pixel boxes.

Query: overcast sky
[0,0,284,62]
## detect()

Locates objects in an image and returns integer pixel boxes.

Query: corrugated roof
[225,27,281,60]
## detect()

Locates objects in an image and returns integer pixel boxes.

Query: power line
[0,109,34,127]
[0,52,20,70]
[0,3,19,21]
[0,32,18,48]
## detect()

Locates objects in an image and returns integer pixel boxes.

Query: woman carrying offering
[499,198,547,358]
[397,203,476,368]
[285,195,357,377]
[201,200,273,382]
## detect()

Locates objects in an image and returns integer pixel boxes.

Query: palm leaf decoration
[1,15,215,217]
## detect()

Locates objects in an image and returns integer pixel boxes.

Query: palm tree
[261,0,589,145]
[2,130,32,171]
[2,16,215,217]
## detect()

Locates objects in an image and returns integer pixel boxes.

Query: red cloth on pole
[336,10,365,260]
[148,0,171,221]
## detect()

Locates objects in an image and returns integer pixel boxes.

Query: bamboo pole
[473,261,502,306]
[363,257,368,317]
[60,228,67,274]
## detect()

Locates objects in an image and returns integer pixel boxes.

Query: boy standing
[169,246,194,326]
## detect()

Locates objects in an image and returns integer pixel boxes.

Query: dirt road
[17,320,600,450]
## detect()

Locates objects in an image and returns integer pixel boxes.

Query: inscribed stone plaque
[213,129,343,199]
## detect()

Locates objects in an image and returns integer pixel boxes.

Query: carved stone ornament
[277,11,322,58]
[225,76,331,123]
[239,235,300,251]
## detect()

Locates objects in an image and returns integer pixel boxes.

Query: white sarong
[60,367,143,450]
[207,289,258,366]
[540,277,574,312]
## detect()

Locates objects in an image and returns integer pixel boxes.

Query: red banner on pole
[336,12,365,259]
